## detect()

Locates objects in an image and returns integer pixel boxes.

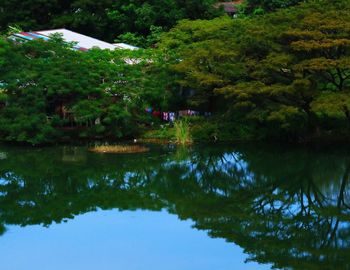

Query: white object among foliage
[37,29,138,50]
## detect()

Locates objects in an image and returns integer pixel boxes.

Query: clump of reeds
[174,119,193,145]
[88,145,149,154]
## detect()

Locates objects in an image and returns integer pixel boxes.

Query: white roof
[37,29,117,50]
[113,43,139,51]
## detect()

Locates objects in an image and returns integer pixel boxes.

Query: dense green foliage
[242,0,305,14]
[161,0,350,140]
[1,0,350,143]
[0,36,172,144]
[0,0,221,44]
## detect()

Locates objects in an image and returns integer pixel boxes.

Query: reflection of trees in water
[0,146,166,226]
[150,145,350,270]
[0,144,350,269]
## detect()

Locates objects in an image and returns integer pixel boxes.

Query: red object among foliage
[215,1,243,14]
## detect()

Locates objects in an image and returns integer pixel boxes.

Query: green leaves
[0,0,220,43]
[159,0,350,140]
[0,37,171,144]
[243,0,304,14]
[312,92,350,118]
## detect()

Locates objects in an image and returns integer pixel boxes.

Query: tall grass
[174,119,193,145]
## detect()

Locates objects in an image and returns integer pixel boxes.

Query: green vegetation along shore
[0,0,349,145]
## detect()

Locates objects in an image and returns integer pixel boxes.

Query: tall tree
[161,0,350,139]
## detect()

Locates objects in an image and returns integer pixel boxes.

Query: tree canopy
[0,0,222,44]
[1,0,350,143]
[242,0,305,14]
[160,0,350,140]
[0,36,172,144]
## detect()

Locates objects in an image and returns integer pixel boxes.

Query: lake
[0,142,349,270]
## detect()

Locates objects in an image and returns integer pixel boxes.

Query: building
[9,28,139,51]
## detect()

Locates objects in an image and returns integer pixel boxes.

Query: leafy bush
[0,38,170,144]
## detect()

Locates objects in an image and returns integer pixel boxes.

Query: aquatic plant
[88,145,149,154]
[174,119,192,145]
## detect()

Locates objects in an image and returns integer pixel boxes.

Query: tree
[160,0,350,139]
[160,17,239,111]
[0,0,222,43]
[242,0,305,14]
[220,0,350,137]
[0,36,170,144]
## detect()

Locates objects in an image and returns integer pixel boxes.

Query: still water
[0,143,349,270]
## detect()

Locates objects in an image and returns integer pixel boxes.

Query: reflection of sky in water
[163,152,254,187]
[1,145,350,269]
[0,210,272,270]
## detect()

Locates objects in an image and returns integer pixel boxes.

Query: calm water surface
[0,143,349,270]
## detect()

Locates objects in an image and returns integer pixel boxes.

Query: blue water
[0,210,270,270]
[1,143,350,269]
